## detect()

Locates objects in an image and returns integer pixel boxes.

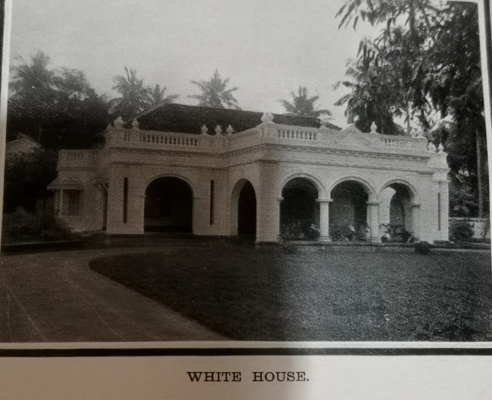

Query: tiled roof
[134,103,340,134]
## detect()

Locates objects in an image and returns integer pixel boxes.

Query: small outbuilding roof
[132,103,341,134]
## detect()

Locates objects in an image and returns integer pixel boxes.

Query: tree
[336,0,487,216]
[3,148,58,213]
[147,84,179,108]
[189,70,240,109]
[279,86,331,117]
[8,51,109,149]
[334,52,404,135]
[109,67,151,120]
[109,68,179,119]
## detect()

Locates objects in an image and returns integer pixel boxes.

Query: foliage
[3,148,58,213]
[109,68,179,120]
[380,224,413,243]
[189,70,240,109]
[281,221,320,240]
[2,207,73,243]
[279,86,331,117]
[449,219,474,241]
[336,0,487,214]
[8,51,109,149]
[329,223,369,241]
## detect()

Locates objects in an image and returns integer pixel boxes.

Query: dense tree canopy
[189,70,240,109]
[8,51,109,149]
[336,0,487,216]
[279,86,331,117]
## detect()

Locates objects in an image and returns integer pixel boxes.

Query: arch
[144,176,193,233]
[230,179,257,237]
[327,176,377,200]
[378,180,417,241]
[329,180,370,238]
[280,177,320,240]
[378,179,419,202]
[278,172,327,199]
[143,173,196,197]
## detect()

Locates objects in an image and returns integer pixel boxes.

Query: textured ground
[0,248,225,342]
[91,246,492,341]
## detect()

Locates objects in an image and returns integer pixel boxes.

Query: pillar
[366,201,381,242]
[439,180,449,241]
[256,161,280,243]
[411,203,421,241]
[58,189,64,216]
[317,199,332,242]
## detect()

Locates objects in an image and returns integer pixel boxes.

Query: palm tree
[110,67,151,119]
[147,84,179,108]
[279,86,331,117]
[189,70,240,109]
[334,54,403,135]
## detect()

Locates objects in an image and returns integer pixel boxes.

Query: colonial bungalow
[48,103,450,243]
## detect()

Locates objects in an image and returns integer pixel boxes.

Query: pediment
[332,124,372,147]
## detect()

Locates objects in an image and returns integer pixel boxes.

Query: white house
[48,103,450,243]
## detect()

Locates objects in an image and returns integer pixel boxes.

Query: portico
[49,103,450,243]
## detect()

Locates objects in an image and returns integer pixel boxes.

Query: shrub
[2,207,73,243]
[449,219,474,241]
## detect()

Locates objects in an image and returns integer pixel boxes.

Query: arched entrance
[380,183,414,241]
[144,177,193,233]
[280,178,319,240]
[329,180,369,241]
[238,181,257,236]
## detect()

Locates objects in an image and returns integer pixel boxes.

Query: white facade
[49,107,450,243]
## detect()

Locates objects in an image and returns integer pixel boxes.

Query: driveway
[0,248,226,342]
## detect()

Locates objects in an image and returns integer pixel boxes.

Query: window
[62,190,81,216]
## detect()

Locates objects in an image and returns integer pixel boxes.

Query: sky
[9,0,381,127]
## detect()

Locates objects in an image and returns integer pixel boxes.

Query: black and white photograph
[1,0,492,398]
[1,0,492,348]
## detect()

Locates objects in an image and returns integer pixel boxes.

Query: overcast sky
[9,0,381,127]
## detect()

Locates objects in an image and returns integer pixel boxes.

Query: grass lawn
[89,246,492,341]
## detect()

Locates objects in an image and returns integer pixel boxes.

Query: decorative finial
[261,112,274,123]
[370,121,378,134]
[215,125,222,135]
[114,116,124,129]
[201,125,208,135]
[131,119,139,130]
[226,125,234,135]
[428,142,436,153]
[438,143,445,153]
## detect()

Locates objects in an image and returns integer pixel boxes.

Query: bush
[2,207,73,243]
[449,219,474,241]
[380,224,413,243]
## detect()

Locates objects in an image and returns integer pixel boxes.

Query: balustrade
[138,132,199,147]
[276,127,318,141]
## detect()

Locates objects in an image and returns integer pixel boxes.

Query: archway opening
[330,180,369,241]
[280,178,319,240]
[237,181,257,236]
[144,177,193,233]
[380,183,413,242]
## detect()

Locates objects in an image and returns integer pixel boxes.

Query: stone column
[58,189,64,216]
[277,197,284,242]
[439,181,449,241]
[410,203,421,241]
[366,201,381,243]
[317,199,332,242]
[256,161,280,243]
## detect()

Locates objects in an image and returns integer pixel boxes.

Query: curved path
[0,248,226,342]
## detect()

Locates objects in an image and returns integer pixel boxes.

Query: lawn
[89,246,492,341]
